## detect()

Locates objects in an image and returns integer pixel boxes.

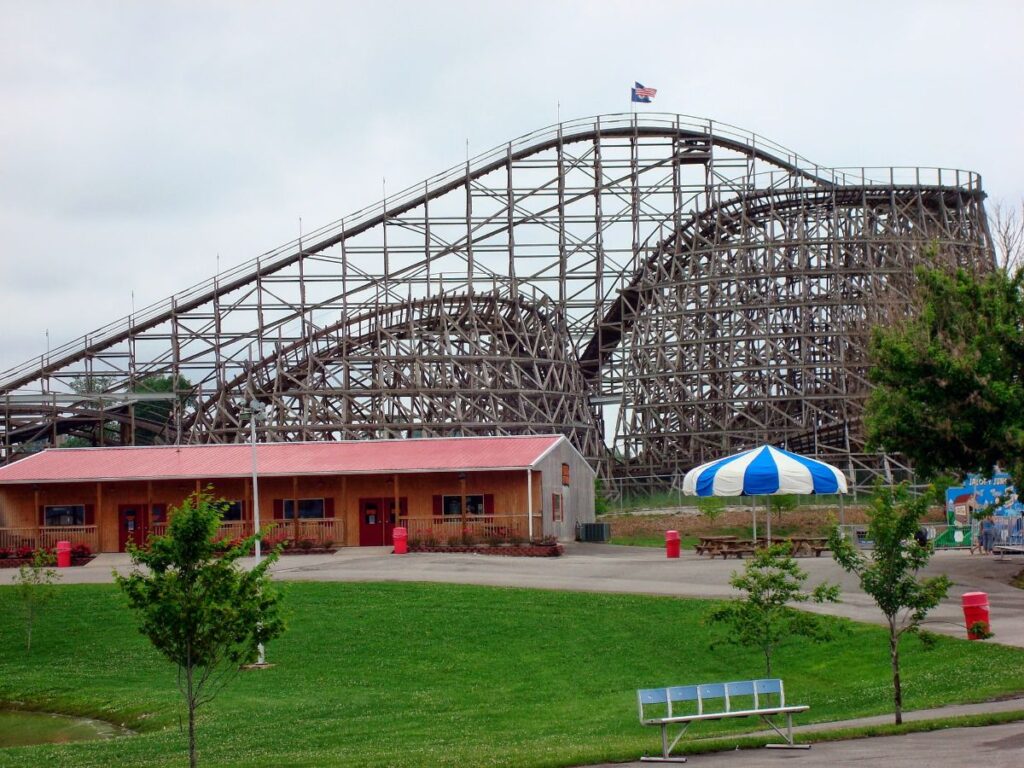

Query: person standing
[981,515,996,555]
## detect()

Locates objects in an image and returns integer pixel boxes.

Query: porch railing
[0,526,100,553]
[402,515,532,542]
[266,518,346,547]
[149,519,344,547]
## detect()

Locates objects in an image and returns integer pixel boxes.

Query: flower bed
[259,536,337,556]
[406,533,563,557]
[0,543,95,568]
[406,542,563,557]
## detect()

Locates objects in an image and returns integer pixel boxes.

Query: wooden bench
[636,678,809,762]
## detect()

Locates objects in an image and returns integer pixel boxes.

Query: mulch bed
[279,548,337,556]
[0,556,95,569]
[406,544,563,557]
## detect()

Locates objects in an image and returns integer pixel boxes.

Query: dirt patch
[604,505,945,542]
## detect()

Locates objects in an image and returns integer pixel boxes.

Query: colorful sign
[945,473,1024,526]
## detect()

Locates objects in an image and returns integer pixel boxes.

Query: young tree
[707,544,839,676]
[828,485,950,724]
[14,548,60,655]
[116,491,284,768]
[865,263,1024,488]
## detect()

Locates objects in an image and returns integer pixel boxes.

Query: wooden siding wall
[534,440,596,540]
[0,470,534,551]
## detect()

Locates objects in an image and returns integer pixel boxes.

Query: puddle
[0,709,133,748]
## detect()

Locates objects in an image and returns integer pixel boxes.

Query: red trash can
[56,540,71,568]
[962,591,990,640]
[393,527,408,555]
[665,530,680,559]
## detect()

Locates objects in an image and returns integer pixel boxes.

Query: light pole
[246,399,267,559]
[243,398,268,666]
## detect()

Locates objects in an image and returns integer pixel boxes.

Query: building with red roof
[0,435,594,553]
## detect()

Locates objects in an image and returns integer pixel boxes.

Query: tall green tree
[133,374,194,444]
[707,543,839,676]
[116,491,284,768]
[828,485,950,724]
[866,263,1024,487]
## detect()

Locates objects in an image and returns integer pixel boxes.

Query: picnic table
[786,537,830,557]
[695,535,737,557]
[718,539,757,559]
[697,536,830,559]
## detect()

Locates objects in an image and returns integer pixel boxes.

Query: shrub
[0,547,12,559]
[408,534,423,549]
[297,538,315,551]
[461,530,478,546]
[509,533,526,546]
[70,543,92,558]
[15,546,34,560]
[446,534,463,547]
[321,538,334,549]
[422,530,438,548]
[484,533,506,547]
[697,496,726,521]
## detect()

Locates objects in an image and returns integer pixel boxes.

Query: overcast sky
[1,0,1021,371]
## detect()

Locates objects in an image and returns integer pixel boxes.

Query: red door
[358,498,406,546]
[118,504,149,552]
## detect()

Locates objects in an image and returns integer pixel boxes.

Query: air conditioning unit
[578,522,611,543]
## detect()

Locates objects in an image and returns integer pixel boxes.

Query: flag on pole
[631,82,657,103]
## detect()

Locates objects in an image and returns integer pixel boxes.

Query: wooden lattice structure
[0,113,995,492]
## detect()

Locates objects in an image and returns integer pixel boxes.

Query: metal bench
[636,678,809,762]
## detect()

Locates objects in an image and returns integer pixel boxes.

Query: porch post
[393,473,399,517]
[341,475,347,545]
[96,482,103,553]
[243,479,251,534]
[292,476,299,541]
[459,473,467,535]
[33,487,40,550]
[527,470,533,540]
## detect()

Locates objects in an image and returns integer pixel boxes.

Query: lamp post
[242,398,268,666]
[245,399,267,559]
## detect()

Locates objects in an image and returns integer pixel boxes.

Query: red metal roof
[0,435,567,484]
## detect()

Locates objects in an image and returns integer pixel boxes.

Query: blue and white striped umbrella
[682,445,848,497]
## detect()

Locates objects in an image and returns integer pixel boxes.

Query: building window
[151,504,168,524]
[442,495,485,516]
[223,501,243,521]
[552,493,563,523]
[562,463,570,486]
[44,505,85,526]
[282,498,325,519]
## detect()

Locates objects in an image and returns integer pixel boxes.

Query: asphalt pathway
[20,542,1022,647]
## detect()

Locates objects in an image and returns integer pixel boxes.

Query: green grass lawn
[2,582,1023,767]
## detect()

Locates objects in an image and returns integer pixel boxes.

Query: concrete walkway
[592,719,1024,767]
[15,542,1022,647]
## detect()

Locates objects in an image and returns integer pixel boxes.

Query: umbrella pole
[751,497,757,543]
[840,493,846,527]
[765,497,771,546]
